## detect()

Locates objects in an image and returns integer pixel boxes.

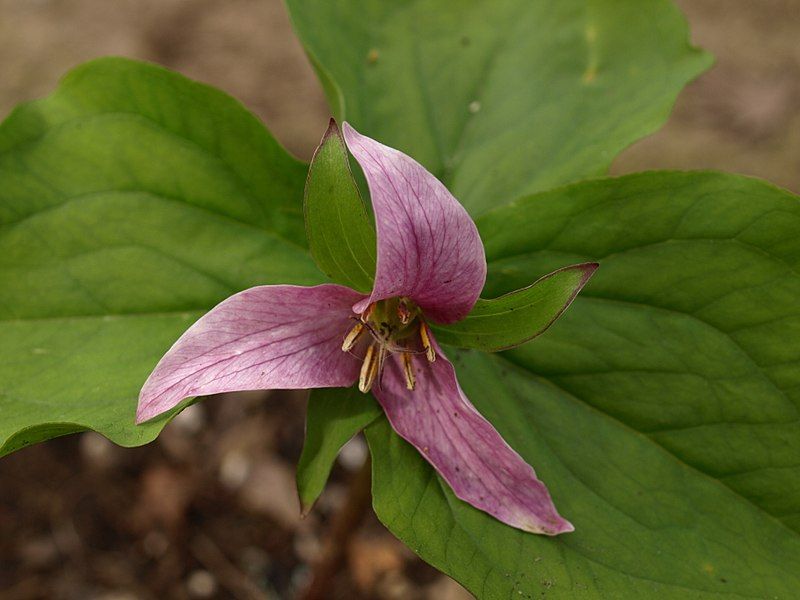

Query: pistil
[397,298,413,324]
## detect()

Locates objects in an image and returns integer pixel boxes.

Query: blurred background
[0,0,798,598]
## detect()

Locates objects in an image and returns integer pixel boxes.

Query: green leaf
[366,171,800,597]
[304,119,376,292]
[0,57,323,457]
[286,0,712,214]
[367,352,800,598]
[297,386,382,512]
[431,263,597,351]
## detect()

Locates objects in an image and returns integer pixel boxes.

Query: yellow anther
[377,344,387,372]
[401,352,415,390]
[419,322,436,363]
[347,298,431,393]
[342,321,365,352]
[359,344,380,393]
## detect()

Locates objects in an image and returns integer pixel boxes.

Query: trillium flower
[137,122,596,536]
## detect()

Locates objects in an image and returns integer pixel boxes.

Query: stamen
[348,298,431,393]
[401,352,415,390]
[397,298,412,324]
[359,344,380,393]
[361,303,375,321]
[419,322,436,363]
[376,345,388,388]
[342,321,365,352]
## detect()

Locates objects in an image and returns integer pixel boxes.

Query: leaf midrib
[0,110,306,248]
[487,234,800,282]
[425,444,773,599]
[579,294,798,414]
[1,188,305,252]
[0,310,204,325]
[496,350,800,541]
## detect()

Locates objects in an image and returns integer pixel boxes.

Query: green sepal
[296,386,382,513]
[432,263,597,351]
[304,119,376,292]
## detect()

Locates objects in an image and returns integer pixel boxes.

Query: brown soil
[613,0,800,192]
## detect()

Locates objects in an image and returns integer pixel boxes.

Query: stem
[298,456,372,600]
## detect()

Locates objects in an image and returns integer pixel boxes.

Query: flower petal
[372,343,573,535]
[137,284,365,423]
[342,122,486,324]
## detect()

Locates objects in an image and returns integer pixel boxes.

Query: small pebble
[186,569,217,598]
[293,529,321,562]
[338,437,368,471]
[219,450,251,490]
[142,531,169,558]
[172,404,206,434]
[240,545,271,576]
[80,432,117,469]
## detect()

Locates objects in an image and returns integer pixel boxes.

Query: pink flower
[137,122,596,536]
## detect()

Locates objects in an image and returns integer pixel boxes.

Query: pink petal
[342,122,486,324]
[137,284,365,423]
[372,341,574,535]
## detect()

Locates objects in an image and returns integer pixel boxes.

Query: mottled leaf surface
[366,172,800,598]
[287,0,711,214]
[0,58,323,456]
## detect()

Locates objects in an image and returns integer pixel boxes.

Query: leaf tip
[299,499,315,519]
[322,116,342,142]
[309,118,345,168]
[567,262,599,292]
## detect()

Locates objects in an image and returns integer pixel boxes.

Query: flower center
[341,297,435,393]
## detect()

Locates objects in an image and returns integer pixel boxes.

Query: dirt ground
[1,1,798,599]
